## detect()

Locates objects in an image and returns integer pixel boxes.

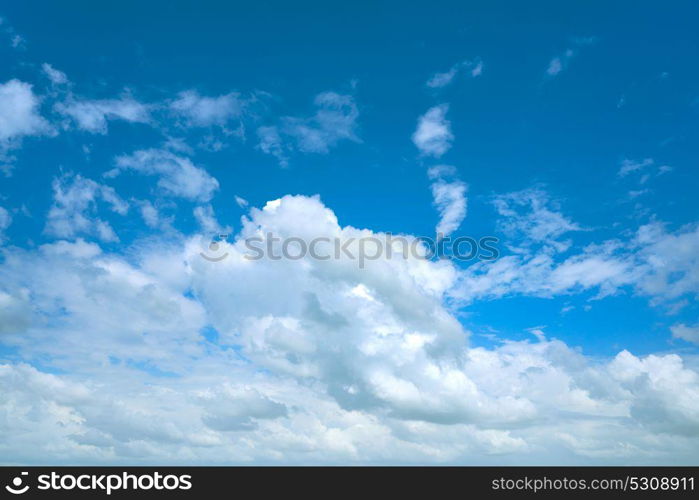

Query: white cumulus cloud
[0,79,53,161]
[412,104,453,158]
[0,196,698,463]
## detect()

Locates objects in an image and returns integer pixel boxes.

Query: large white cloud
[1,195,698,464]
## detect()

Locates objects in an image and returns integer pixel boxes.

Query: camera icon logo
[5,472,29,495]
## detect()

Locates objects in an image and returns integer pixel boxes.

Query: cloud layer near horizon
[1,195,699,465]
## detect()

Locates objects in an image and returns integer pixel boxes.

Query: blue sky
[0,1,698,464]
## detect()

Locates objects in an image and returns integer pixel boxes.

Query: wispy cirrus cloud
[671,324,699,345]
[492,187,582,253]
[169,90,245,128]
[426,58,483,88]
[545,36,597,78]
[55,94,152,134]
[0,16,26,50]
[41,63,69,86]
[428,165,468,237]
[256,91,360,166]
[107,148,219,202]
[0,206,11,239]
[44,173,128,242]
[618,158,654,177]
[618,158,673,185]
